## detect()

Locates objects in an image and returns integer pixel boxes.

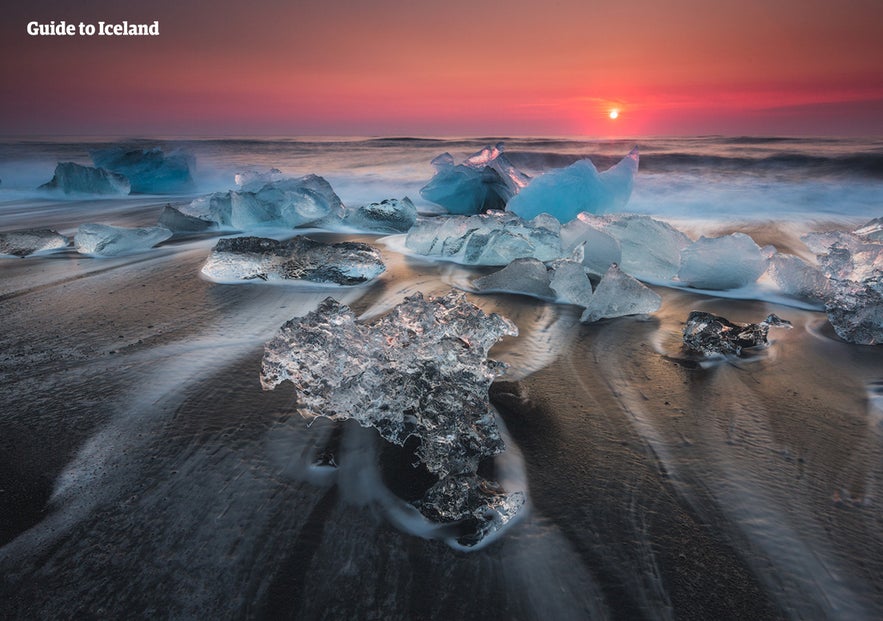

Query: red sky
[3,0,883,136]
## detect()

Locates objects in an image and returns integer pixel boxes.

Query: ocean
[1,136,882,620]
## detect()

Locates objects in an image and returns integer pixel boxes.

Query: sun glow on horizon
[609,109,620,120]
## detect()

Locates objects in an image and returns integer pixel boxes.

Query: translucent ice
[580,263,661,323]
[74,223,172,256]
[91,147,194,194]
[404,211,563,265]
[825,277,883,345]
[343,197,417,233]
[677,233,767,290]
[683,311,792,357]
[0,228,69,257]
[420,143,530,215]
[604,215,691,281]
[766,253,831,304]
[200,236,385,285]
[506,147,639,222]
[39,162,130,195]
[472,257,555,298]
[560,213,622,276]
[157,204,218,233]
[548,259,594,307]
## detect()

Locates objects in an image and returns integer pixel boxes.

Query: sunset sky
[2,0,882,136]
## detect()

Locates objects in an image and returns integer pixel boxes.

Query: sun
[609,109,620,120]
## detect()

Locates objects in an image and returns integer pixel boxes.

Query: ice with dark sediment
[559,214,622,276]
[260,292,522,545]
[0,228,69,257]
[157,204,219,233]
[766,253,831,304]
[74,223,172,256]
[91,146,195,194]
[604,215,692,281]
[677,233,768,290]
[39,162,130,195]
[180,175,343,229]
[343,197,417,233]
[506,147,639,222]
[404,211,563,265]
[682,311,792,357]
[200,236,385,285]
[825,277,883,345]
[580,263,661,323]
[472,257,556,298]
[420,143,530,215]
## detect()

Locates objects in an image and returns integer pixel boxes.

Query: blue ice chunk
[39,162,130,195]
[91,147,195,194]
[678,233,767,290]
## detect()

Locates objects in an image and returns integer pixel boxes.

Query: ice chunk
[91,147,194,194]
[344,197,417,233]
[854,217,883,242]
[767,253,831,304]
[157,204,218,233]
[548,259,594,307]
[682,311,792,357]
[234,168,283,191]
[0,228,69,257]
[677,233,767,290]
[826,276,883,345]
[200,236,385,285]
[605,215,691,281]
[74,223,172,256]
[420,143,530,215]
[506,147,639,222]
[39,162,130,195]
[560,213,622,276]
[580,263,661,323]
[404,211,563,265]
[473,257,555,298]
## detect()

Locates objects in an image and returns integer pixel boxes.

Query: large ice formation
[181,175,343,229]
[420,143,530,215]
[580,263,661,323]
[678,233,768,290]
[404,211,563,265]
[91,147,194,194]
[74,223,172,256]
[343,197,417,233]
[200,236,385,285]
[506,147,638,222]
[0,228,69,257]
[260,292,523,545]
[39,162,130,195]
[604,215,691,281]
[682,311,792,357]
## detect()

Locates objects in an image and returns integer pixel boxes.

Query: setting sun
[609,109,620,120]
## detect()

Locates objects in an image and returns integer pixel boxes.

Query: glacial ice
[825,276,883,345]
[580,263,661,323]
[234,168,283,191]
[200,236,386,285]
[420,143,530,215]
[260,292,523,545]
[472,257,556,298]
[682,311,792,357]
[74,223,172,256]
[506,147,639,222]
[678,233,767,290]
[39,162,130,195]
[548,259,594,307]
[0,228,69,257]
[404,211,563,265]
[343,197,417,233]
[91,147,194,194]
[767,253,831,304]
[157,204,219,233]
[559,214,622,276]
[181,175,343,230]
[604,215,691,281]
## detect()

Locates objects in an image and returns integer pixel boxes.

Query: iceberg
[343,197,417,233]
[260,292,522,545]
[420,143,530,215]
[682,311,792,357]
[472,257,555,298]
[91,147,194,194]
[677,233,767,290]
[506,147,638,222]
[39,162,130,195]
[157,204,219,233]
[604,215,691,281]
[580,263,661,323]
[404,211,563,265]
[0,228,69,257]
[200,236,385,285]
[74,223,172,256]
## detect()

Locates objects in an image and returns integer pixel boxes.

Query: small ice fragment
[473,257,555,298]
[853,217,883,242]
[682,311,792,357]
[420,143,530,215]
[0,228,69,257]
[560,213,622,276]
[157,204,218,233]
[200,236,385,285]
[39,162,130,195]
[580,263,661,323]
[344,197,417,233]
[91,146,194,194]
[506,147,638,223]
[604,215,691,281]
[677,233,767,290]
[74,223,172,256]
[548,259,594,307]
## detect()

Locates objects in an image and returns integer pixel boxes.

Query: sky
[2,0,883,137]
